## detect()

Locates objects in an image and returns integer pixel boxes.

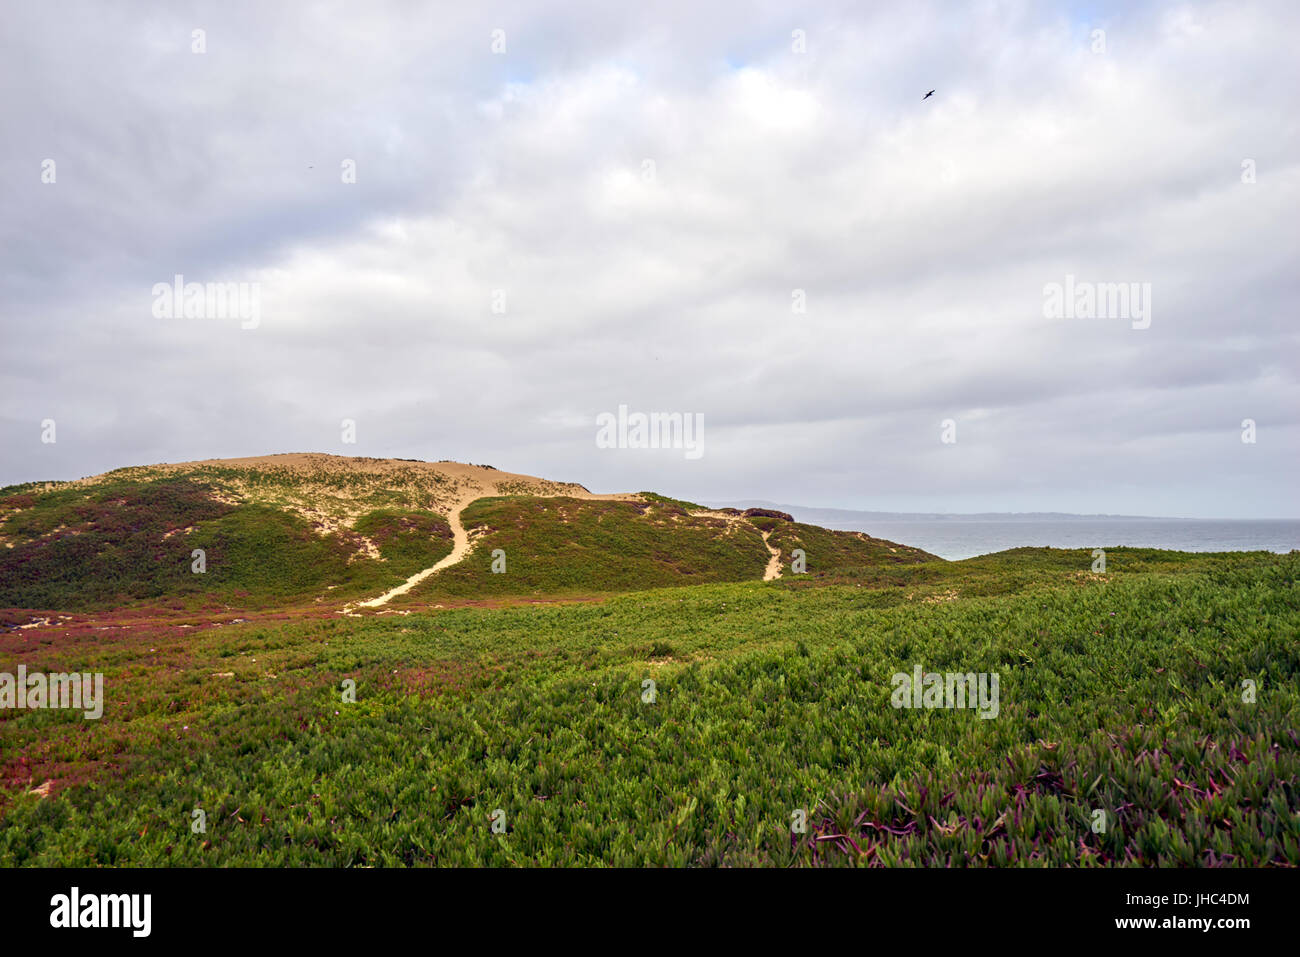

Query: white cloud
[1,0,1296,516]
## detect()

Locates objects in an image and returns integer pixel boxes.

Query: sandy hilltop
[1,452,938,615]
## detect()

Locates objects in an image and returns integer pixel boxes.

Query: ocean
[813,518,1300,562]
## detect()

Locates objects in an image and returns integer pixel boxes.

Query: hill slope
[1,455,1295,868]
[0,454,938,612]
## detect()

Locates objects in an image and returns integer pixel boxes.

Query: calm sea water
[830,519,1300,562]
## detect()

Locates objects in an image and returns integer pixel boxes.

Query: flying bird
[923,89,935,100]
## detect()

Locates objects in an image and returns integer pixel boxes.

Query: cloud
[1,0,1296,516]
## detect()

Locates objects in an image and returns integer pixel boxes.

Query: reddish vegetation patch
[0,603,342,656]
[0,599,351,808]
[742,508,793,521]
[794,732,1288,866]
[0,755,121,805]
[382,660,502,697]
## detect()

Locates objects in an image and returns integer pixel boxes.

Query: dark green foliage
[402,497,770,601]
[638,491,706,511]
[351,510,453,575]
[184,507,363,604]
[2,549,1295,865]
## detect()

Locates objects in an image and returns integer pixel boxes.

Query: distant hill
[0,454,938,612]
[705,500,1176,525]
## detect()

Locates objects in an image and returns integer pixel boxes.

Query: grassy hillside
[3,455,1293,866]
[397,496,772,603]
[0,475,454,610]
[758,517,937,572]
[1,548,1295,865]
[0,455,932,612]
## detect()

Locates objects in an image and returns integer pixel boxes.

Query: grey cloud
[1,0,1296,517]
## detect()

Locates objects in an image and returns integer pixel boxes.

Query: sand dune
[68,453,790,606]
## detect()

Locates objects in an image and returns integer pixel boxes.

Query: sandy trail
[88,453,637,613]
[357,499,788,610]
[691,509,784,582]
[760,530,783,581]
[354,501,473,607]
[57,452,790,608]
[349,465,635,610]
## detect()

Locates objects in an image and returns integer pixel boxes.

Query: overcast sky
[2,0,1296,517]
